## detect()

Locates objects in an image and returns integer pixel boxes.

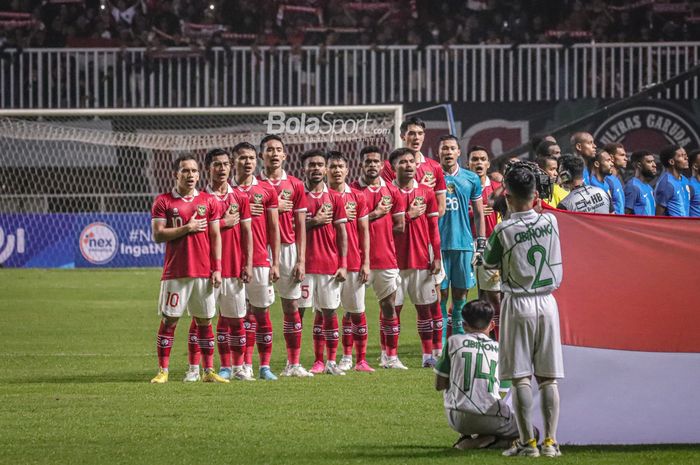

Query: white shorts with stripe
[158,278,216,319]
[498,292,565,380]
[369,268,400,301]
[340,271,366,313]
[217,277,247,318]
[245,266,275,309]
[276,243,301,300]
[395,269,438,306]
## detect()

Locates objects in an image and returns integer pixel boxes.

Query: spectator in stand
[655,145,690,217]
[624,150,657,216]
[689,150,700,217]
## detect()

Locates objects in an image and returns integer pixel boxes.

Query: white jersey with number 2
[483,210,562,295]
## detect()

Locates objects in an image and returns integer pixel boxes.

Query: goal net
[0,106,402,214]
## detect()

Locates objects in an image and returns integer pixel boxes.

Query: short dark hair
[389,147,416,166]
[360,145,382,159]
[536,155,557,170]
[260,134,284,152]
[461,300,494,331]
[530,135,545,153]
[659,145,682,168]
[535,140,557,158]
[232,142,257,156]
[399,117,426,136]
[504,165,536,200]
[594,149,610,163]
[301,148,327,165]
[468,145,491,159]
[173,154,198,172]
[689,149,700,167]
[630,150,653,166]
[204,148,230,168]
[327,150,349,165]
[558,154,584,180]
[603,142,624,155]
[438,134,460,145]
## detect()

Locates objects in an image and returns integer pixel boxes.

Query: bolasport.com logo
[262,111,391,137]
[79,222,118,265]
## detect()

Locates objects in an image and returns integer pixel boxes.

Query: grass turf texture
[0,269,697,465]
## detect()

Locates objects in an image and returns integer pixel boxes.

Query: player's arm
[434,341,451,391]
[471,196,487,265]
[427,193,441,275]
[333,195,348,282]
[358,216,370,283]
[624,183,636,215]
[208,219,222,288]
[655,179,670,216]
[436,192,446,218]
[266,207,281,281]
[293,209,307,281]
[152,217,205,243]
[483,229,504,270]
[435,169,447,217]
[240,219,253,283]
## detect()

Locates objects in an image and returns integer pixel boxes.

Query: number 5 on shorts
[301,285,310,300]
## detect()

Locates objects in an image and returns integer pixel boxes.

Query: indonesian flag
[545,209,700,444]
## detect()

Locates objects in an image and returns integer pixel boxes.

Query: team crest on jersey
[322,202,332,212]
[253,193,264,204]
[381,195,392,207]
[346,201,357,215]
[414,196,425,206]
[197,205,207,216]
[423,172,435,181]
[447,183,456,194]
[281,189,292,200]
[172,208,179,216]
[229,203,239,214]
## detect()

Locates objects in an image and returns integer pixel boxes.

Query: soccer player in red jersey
[149,154,227,384]
[351,146,407,370]
[468,146,503,340]
[258,135,313,378]
[327,151,374,373]
[231,142,281,381]
[299,149,349,376]
[391,148,442,369]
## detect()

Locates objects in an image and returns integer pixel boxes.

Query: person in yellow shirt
[536,156,569,207]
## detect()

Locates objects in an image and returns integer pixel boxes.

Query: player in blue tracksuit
[570,132,596,185]
[605,175,625,214]
[655,145,690,217]
[437,135,485,336]
[603,142,628,214]
[624,150,657,216]
[688,150,700,218]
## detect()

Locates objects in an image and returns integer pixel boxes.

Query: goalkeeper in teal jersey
[437,135,485,336]
[483,163,563,458]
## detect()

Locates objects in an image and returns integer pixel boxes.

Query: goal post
[0,105,402,267]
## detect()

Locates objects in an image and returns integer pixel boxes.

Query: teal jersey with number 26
[483,209,562,295]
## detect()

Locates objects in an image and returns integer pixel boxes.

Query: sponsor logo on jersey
[172,208,179,216]
[197,205,207,216]
[79,222,118,265]
[514,224,553,243]
[281,189,292,200]
[381,195,392,207]
[253,193,264,204]
[594,104,700,152]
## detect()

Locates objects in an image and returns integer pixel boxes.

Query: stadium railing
[1,42,699,108]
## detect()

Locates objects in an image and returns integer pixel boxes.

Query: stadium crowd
[1,0,699,49]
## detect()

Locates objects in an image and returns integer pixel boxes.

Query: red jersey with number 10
[305,184,348,275]
[206,184,251,278]
[351,178,405,270]
[393,180,440,270]
[336,184,369,272]
[258,171,307,245]
[232,177,278,268]
[151,189,220,280]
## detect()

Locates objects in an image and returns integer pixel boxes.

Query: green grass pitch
[0,269,697,465]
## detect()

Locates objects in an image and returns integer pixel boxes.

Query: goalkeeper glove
[472,236,487,266]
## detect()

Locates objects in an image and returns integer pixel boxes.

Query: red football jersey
[151,189,219,280]
[336,184,369,272]
[392,180,440,270]
[206,184,252,278]
[258,170,307,245]
[381,153,447,195]
[351,178,405,270]
[305,184,348,275]
[231,177,278,268]
[470,177,501,238]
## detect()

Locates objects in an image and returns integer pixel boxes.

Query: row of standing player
[149,118,499,383]
[526,133,700,216]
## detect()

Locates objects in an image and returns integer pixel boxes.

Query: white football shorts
[217,277,247,318]
[395,269,438,306]
[368,268,400,301]
[245,266,275,309]
[276,243,302,300]
[340,271,366,313]
[158,278,216,319]
[299,273,341,309]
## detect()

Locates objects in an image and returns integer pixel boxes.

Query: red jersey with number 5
[232,177,278,268]
[305,184,348,275]
[206,185,251,278]
[351,178,405,270]
[151,189,219,280]
[258,171,307,245]
[392,180,440,270]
